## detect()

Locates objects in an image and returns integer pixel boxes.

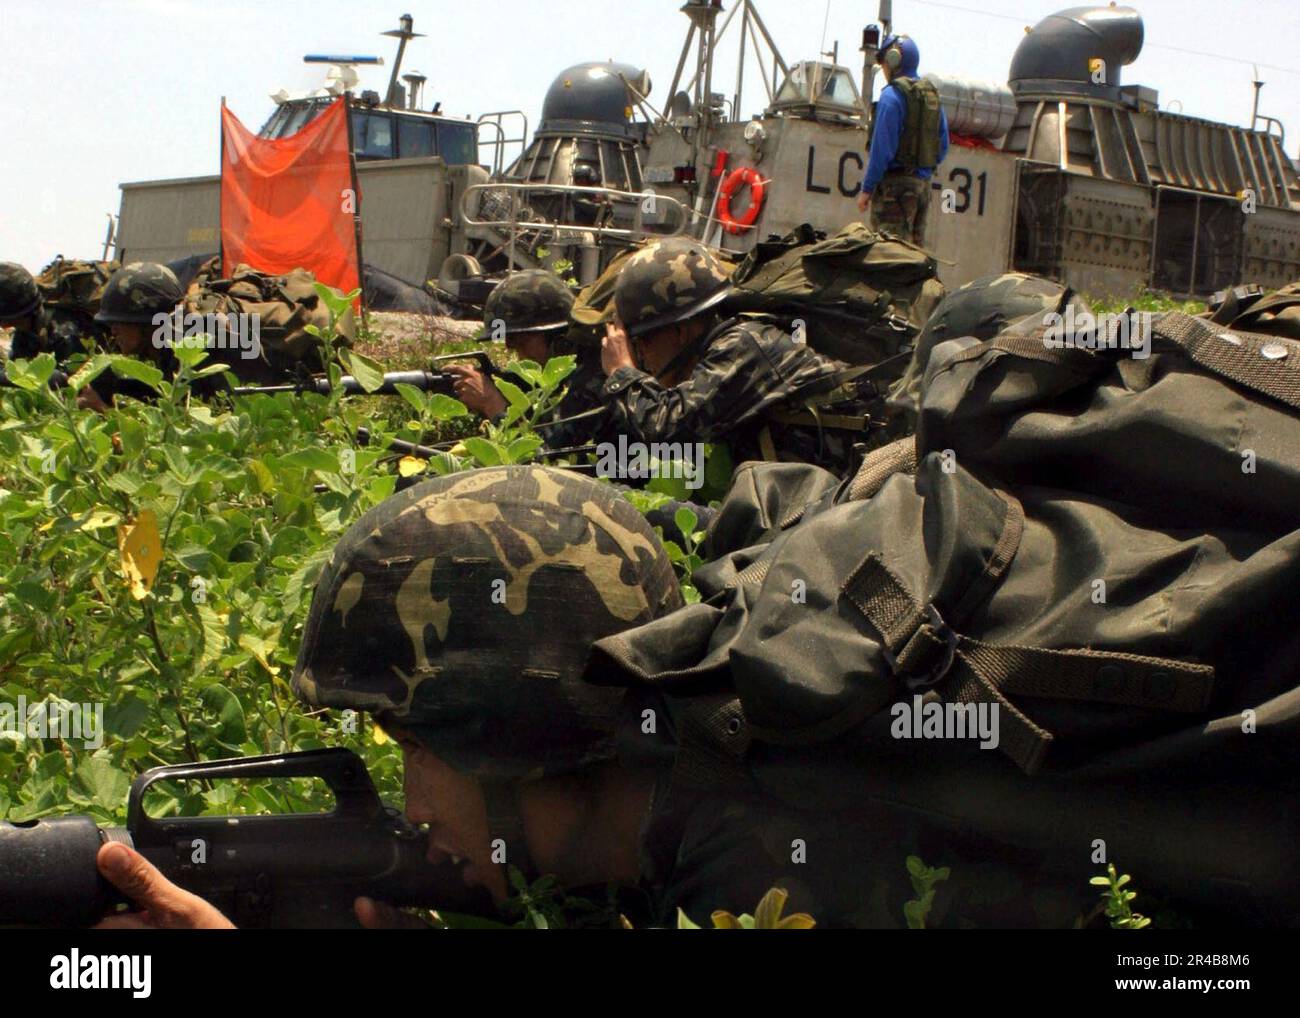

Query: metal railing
[460,182,694,271]
[476,111,529,176]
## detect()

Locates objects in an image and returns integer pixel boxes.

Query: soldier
[600,236,866,470]
[92,468,682,926]
[81,261,230,410]
[855,35,949,247]
[0,261,85,364]
[88,465,1102,929]
[445,269,609,450]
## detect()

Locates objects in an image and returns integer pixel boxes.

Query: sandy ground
[358,312,484,366]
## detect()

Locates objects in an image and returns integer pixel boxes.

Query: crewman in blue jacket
[856,34,949,247]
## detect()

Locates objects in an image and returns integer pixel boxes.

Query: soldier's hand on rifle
[447,364,507,419]
[602,319,636,375]
[77,387,109,413]
[353,896,433,929]
[92,841,236,929]
[856,189,873,214]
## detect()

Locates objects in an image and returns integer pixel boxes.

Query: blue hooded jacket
[862,36,949,194]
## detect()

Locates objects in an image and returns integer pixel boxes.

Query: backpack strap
[949,311,1300,412]
[846,436,917,501]
[1152,312,1300,411]
[840,493,1216,775]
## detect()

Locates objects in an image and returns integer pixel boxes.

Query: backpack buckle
[883,603,959,692]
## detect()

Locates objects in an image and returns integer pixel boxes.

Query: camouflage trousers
[869,174,931,247]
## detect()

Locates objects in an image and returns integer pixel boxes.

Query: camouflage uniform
[0,262,85,364]
[606,238,852,469]
[870,174,931,247]
[482,270,612,451]
[92,262,226,402]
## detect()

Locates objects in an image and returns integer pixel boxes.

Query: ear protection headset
[878,34,905,70]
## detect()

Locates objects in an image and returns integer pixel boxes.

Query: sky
[2,0,1297,272]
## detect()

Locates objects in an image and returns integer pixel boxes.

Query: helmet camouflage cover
[0,262,41,320]
[614,237,732,337]
[95,262,184,324]
[292,466,684,779]
[483,269,575,337]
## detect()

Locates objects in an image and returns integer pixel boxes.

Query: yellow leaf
[117,510,162,600]
[78,509,122,532]
[710,910,743,929]
[398,455,426,478]
[37,519,55,532]
[372,724,390,745]
[618,914,634,930]
[753,887,788,929]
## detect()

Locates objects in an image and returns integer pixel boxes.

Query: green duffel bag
[587,307,1300,925]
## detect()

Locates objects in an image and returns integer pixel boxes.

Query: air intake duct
[1009,5,1144,102]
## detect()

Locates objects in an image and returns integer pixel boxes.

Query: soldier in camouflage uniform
[447,269,610,451]
[600,237,859,470]
[889,271,1079,421]
[82,261,225,409]
[86,464,1117,928]
[0,261,85,365]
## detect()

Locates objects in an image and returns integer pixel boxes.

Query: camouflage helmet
[483,270,575,338]
[0,262,41,321]
[292,465,684,780]
[614,237,732,338]
[95,262,184,325]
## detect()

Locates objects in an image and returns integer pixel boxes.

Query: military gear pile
[483,269,575,335]
[184,261,355,373]
[95,262,185,325]
[587,301,1300,924]
[722,222,945,366]
[613,237,733,337]
[292,466,683,780]
[35,257,119,326]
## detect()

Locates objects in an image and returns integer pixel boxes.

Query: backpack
[35,257,119,340]
[1206,280,1300,340]
[588,305,1300,923]
[722,222,944,368]
[888,77,943,170]
[183,261,356,375]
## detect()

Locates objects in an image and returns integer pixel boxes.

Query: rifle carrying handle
[126,748,383,835]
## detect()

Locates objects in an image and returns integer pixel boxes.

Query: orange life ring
[717,167,766,235]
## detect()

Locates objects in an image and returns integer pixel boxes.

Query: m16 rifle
[230,350,496,397]
[0,748,496,928]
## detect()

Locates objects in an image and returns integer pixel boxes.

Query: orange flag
[220,97,362,299]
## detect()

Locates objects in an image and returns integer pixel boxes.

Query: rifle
[0,748,496,928]
[230,351,496,398]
